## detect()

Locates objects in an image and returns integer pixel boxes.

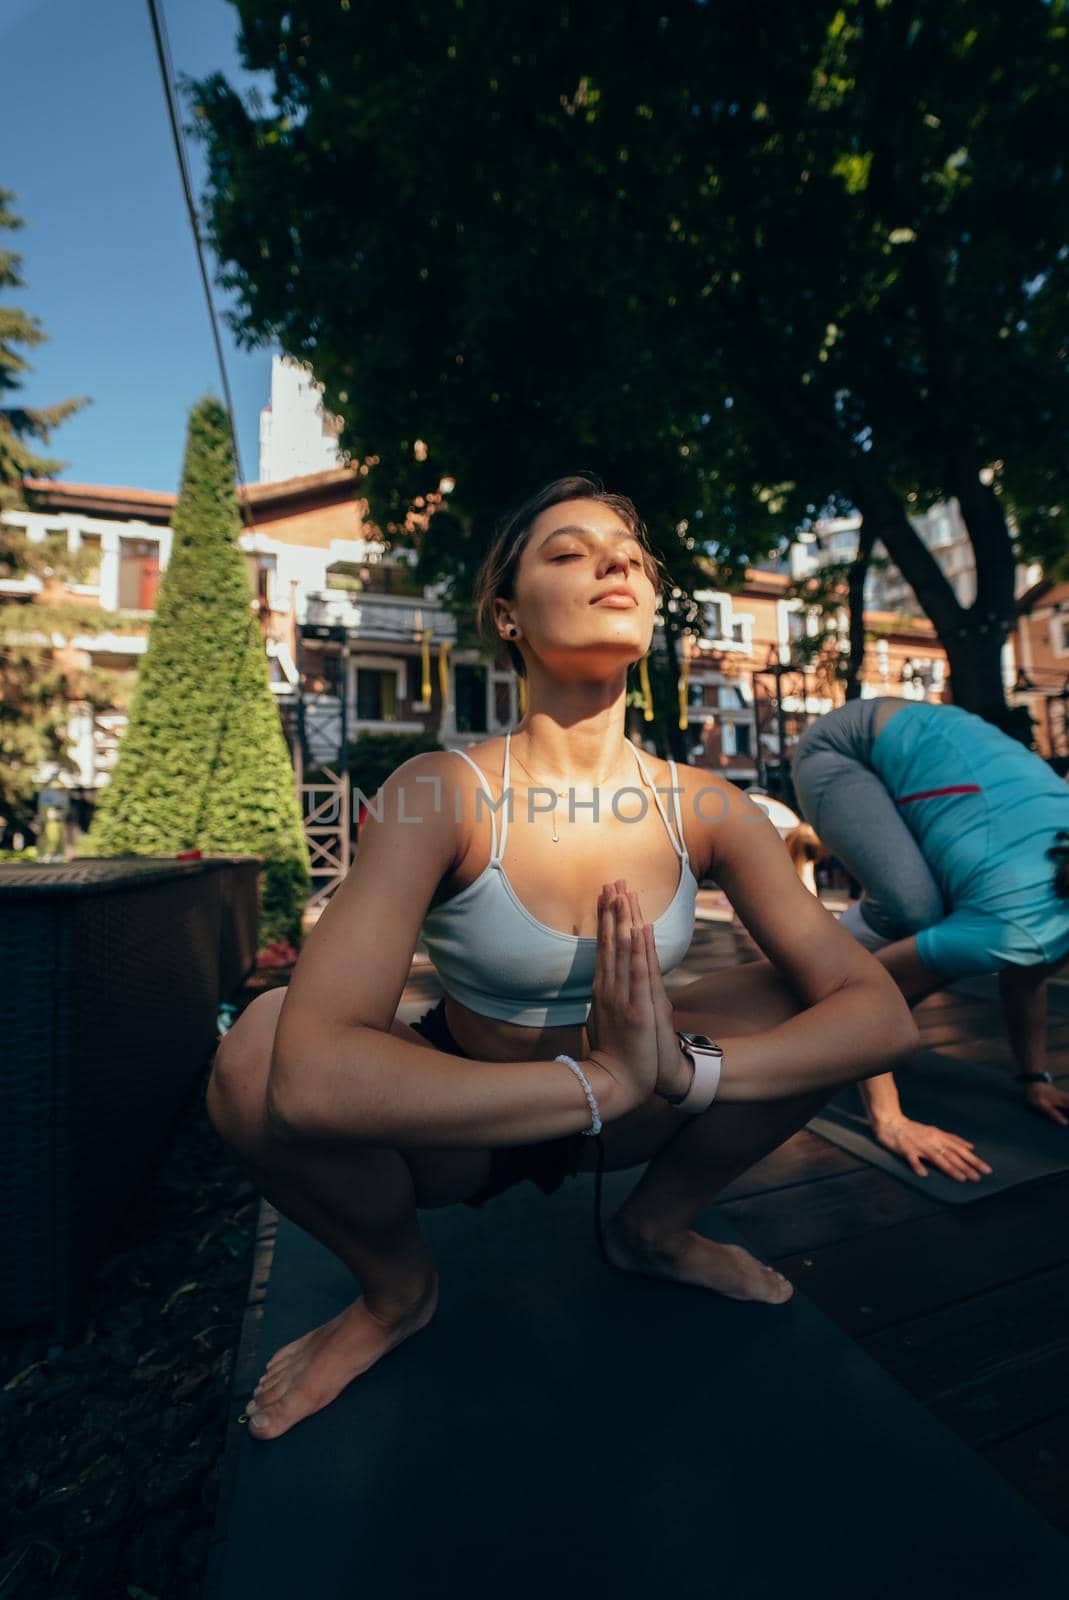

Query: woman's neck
[510,718,637,789]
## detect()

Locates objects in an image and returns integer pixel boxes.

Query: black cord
[144,0,252,526]
[594,1131,610,1266]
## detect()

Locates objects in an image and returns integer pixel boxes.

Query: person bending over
[791,696,1069,1184]
[206,474,917,1441]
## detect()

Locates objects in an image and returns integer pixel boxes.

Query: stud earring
[508,626,518,637]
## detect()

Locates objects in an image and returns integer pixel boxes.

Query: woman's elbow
[881,987,921,1065]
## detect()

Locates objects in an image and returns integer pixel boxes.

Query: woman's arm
[265,753,639,1146]
[691,776,921,1101]
[1000,964,1069,1126]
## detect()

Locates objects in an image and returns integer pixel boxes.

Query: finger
[599,883,616,997]
[961,1149,994,1175]
[936,1144,985,1181]
[1043,1103,1069,1127]
[613,894,633,998]
[907,1152,929,1177]
[935,1152,975,1183]
[629,921,652,1009]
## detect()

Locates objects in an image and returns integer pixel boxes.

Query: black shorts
[409,996,589,1209]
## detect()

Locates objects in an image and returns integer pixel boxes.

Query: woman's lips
[593,594,638,607]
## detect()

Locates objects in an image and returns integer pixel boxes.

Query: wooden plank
[722,1166,942,1259]
[861,1264,1069,1447]
[773,1173,1069,1335]
[984,1411,1069,1540]
[923,1039,1019,1068]
[717,1129,864,1201]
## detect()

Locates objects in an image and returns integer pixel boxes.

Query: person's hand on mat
[585,882,659,1111]
[873,1116,993,1183]
[610,879,693,1102]
[1022,1079,1069,1128]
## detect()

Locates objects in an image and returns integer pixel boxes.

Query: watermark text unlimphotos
[347,776,769,828]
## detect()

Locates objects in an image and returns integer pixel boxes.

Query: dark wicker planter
[0,855,260,1339]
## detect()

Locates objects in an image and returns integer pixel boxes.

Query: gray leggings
[791,698,946,941]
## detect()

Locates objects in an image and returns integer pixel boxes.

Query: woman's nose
[598,546,633,579]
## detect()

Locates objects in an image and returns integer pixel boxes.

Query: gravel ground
[0,995,267,1600]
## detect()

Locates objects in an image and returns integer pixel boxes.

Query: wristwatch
[655,1031,724,1115]
[1015,1071,1054,1085]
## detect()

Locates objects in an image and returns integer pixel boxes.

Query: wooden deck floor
[686,916,1069,1539]
[221,909,1069,1548]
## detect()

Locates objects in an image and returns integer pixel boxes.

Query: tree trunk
[659,617,690,764]
[851,472,1011,724]
[845,518,875,701]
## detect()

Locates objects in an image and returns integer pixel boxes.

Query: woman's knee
[207,988,287,1141]
[670,957,805,1038]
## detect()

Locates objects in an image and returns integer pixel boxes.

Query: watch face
[679,1031,718,1050]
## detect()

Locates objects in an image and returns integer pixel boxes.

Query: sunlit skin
[207,496,918,1441]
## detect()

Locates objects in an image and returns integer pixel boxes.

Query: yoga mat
[809,1047,1069,1203]
[207,1168,1068,1600]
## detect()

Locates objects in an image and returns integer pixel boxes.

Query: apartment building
[3,464,967,821]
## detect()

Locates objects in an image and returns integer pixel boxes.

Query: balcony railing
[303,590,458,642]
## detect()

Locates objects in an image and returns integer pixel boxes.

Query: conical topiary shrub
[83,396,311,947]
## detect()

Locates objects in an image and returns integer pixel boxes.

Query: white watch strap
[676,1043,722,1115]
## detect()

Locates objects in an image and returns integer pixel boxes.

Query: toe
[247,1399,289,1439]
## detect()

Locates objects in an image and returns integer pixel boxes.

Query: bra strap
[667,758,689,860]
[629,739,686,860]
[446,746,499,861]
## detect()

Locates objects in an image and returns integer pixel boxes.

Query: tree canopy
[192,1,1069,728]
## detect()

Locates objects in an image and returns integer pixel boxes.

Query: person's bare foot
[602,1214,793,1305]
[243,1272,440,1440]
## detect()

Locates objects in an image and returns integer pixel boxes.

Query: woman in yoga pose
[791,697,1069,1184]
[206,474,918,1441]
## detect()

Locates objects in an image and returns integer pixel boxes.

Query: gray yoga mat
[207,1167,1068,1600]
[809,1046,1069,1203]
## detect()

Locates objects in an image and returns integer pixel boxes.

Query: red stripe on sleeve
[896,785,981,804]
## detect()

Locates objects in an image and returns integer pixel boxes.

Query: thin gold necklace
[509,736,635,844]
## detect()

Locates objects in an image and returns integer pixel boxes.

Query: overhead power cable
[145,0,253,526]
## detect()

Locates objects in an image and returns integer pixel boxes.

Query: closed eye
[553,553,645,568]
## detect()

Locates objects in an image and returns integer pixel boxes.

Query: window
[1053,616,1069,658]
[787,609,807,642]
[337,560,424,597]
[245,553,277,608]
[721,720,753,758]
[74,534,102,587]
[455,664,488,732]
[357,668,399,721]
[702,600,724,639]
[117,537,160,610]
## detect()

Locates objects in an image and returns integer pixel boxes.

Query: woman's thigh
[793,744,944,939]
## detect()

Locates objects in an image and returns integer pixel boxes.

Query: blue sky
[3,0,275,493]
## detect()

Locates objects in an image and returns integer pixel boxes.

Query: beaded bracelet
[554,1053,602,1136]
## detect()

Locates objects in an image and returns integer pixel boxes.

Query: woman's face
[498,497,658,677]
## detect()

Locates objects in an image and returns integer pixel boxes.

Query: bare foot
[602,1215,793,1305]
[243,1273,439,1439]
